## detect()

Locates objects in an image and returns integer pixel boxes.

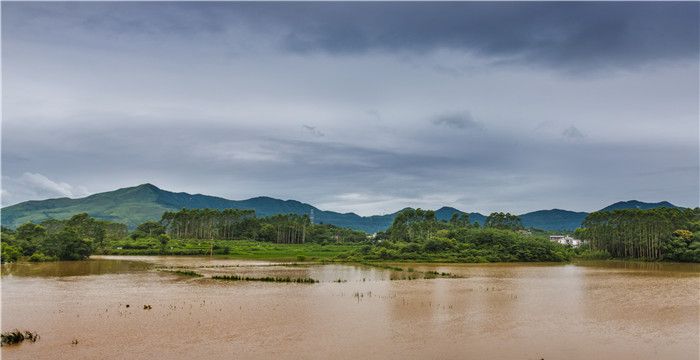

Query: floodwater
[2,256,698,360]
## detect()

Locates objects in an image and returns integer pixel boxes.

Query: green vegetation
[165,270,203,277]
[1,330,39,346]
[578,207,700,262]
[212,275,318,283]
[3,206,698,264]
[360,209,570,262]
[103,239,360,261]
[160,208,366,244]
[1,213,118,262]
[484,212,523,230]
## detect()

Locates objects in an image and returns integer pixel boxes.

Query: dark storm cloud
[277,2,699,69]
[4,2,698,70]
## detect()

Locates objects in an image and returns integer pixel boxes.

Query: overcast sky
[2,2,699,215]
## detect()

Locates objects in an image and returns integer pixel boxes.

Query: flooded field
[2,256,698,359]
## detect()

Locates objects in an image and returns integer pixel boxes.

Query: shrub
[0,244,21,264]
[29,252,57,262]
[423,237,456,252]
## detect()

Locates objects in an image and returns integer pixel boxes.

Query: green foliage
[159,208,366,244]
[485,212,523,230]
[357,226,569,263]
[580,207,700,261]
[16,223,47,241]
[575,249,612,260]
[132,221,166,239]
[0,213,124,261]
[28,252,57,262]
[1,244,21,263]
[41,228,92,260]
[388,208,440,242]
[101,239,359,261]
[449,213,471,227]
[423,237,456,252]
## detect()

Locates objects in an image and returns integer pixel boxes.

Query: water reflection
[1,259,151,277]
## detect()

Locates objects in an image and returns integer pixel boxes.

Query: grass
[1,330,39,346]
[103,239,361,262]
[357,261,404,271]
[212,274,318,283]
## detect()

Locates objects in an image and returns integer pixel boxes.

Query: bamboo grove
[579,207,700,261]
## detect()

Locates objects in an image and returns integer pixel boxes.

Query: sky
[1,2,699,215]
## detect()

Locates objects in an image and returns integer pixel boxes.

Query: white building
[549,235,582,247]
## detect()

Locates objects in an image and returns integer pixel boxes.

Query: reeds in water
[212,275,318,283]
[166,270,203,277]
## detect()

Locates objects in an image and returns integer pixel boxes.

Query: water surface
[2,257,698,359]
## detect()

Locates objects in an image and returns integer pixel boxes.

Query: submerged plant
[1,330,40,346]
[161,269,203,277]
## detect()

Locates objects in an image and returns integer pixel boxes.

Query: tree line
[1,213,127,262]
[155,209,366,244]
[578,207,700,261]
[383,209,523,243]
[365,208,565,262]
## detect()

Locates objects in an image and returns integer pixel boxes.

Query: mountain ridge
[0,183,680,232]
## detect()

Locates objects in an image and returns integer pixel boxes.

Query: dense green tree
[41,228,93,260]
[132,221,166,239]
[389,208,438,242]
[485,212,523,230]
[1,243,21,263]
[580,207,700,261]
[4,214,124,261]
[449,213,471,227]
[16,223,47,240]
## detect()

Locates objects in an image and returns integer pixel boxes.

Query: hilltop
[0,184,680,232]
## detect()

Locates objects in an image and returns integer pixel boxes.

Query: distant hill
[0,183,681,232]
[519,209,589,232]
[599,200,678,212]
[0,184,398,232]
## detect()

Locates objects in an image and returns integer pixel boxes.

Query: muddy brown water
[2,256,698,359]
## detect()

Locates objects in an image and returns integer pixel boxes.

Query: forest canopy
[2,207,699,263]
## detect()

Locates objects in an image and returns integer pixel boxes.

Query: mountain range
[0,184,680,233]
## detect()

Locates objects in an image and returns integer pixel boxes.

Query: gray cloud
[562,126,585,139]
[3,2,697,71]
[432,113,482,130]
[1,2,698,214]
[302,125,325,138]
[1,173,90,206]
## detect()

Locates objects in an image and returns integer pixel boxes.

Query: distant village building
[549,235,582,247]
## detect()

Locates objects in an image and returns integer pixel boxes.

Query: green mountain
[519,209,589,232]
[600,200,677,212]
[0,183,680,233]
[0,184,396,232]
